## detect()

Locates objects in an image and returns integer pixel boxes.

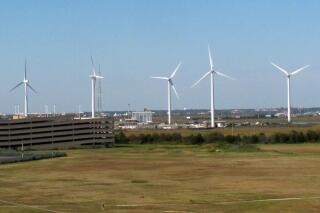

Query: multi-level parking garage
[0,117,114,149]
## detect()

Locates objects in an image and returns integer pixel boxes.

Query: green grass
[1,144,320,212]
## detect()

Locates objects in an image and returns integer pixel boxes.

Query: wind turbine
[10,61,37,117]
[89,56,103,118]
[192,46,234,128]
[151,62,181,125]
[270,62,310,123]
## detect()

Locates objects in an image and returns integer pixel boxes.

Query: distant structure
[0,117,114,149]
[89,57,104,118]
[271,62,310,123]
[53,104,56,116]
[151,62,181,125]
[192,46,234,128]
[132,111,153,124]
[10,61,37,117]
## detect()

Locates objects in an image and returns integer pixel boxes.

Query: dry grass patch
[1,144,320,212]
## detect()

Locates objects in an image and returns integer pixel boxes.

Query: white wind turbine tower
[192,46,234,128]
[270,62,310,123]
[10,61,37,117]
[97,64,103,113]
[151,62,181,125]
[89,56,104,118]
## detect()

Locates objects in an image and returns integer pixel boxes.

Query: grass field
[1,144,320,212]
[123,124,320,137]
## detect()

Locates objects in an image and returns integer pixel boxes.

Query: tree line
[115,130,320,145]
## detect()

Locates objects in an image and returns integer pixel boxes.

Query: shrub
[171,133,183,143]
[249,135,260,144]
[215,141,260,152]
[152,133,160,142]
[306,130,320,142]
[258,133,267,144]
[289,130,299,143]
[204,132,224,143]
[115,131,129,144]
[186,134,204,144]
[0,151,66,164]
[127,134,139,144]
[297,132,306,143]
[139,134,152,144]
[117,129,320,145]
[271,132,290,143]
[225,135,241,144]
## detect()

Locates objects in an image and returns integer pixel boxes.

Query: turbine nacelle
[168,79,173,85]
[89,74,104,79]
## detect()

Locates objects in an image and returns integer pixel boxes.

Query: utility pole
[78,105,82,119]
[45,105,49,117]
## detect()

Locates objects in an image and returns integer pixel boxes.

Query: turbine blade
[151,76,168,80]
[27,83,37,94]
[191,71,211,88]
[98,64,101,75]
[90,56,94,66]
[208,45,213,70]
[171,84,179,99]
[215,71,235,80]
[24,60,27,80]
[10,82,23,92]
[291,65,310,76]
[170,62,181,79]
[270,62,289,76]
[91,56,96,75]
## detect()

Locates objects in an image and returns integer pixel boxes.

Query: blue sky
[0,0,319,113]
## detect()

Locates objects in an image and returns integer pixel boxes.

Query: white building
[131,111,153,124]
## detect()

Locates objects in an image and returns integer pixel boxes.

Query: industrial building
[131,111,153,123]
[0,117,114,149]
